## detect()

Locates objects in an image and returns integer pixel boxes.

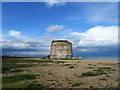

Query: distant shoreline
[22,57,118,63]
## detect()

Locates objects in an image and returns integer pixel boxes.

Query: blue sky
[2,2,118,57]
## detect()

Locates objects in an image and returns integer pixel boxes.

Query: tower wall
[50,40,72,59]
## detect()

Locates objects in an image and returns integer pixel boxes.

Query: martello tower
[50,40,72,59]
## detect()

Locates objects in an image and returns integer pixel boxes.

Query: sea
[83,56,118,61]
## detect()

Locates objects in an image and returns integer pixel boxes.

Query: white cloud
[46,25,64,32]
[79,49,91,52]
[9,51,49,56]
[2,35,65,51]
[12,43,29,49]
[2,41,30,49]
[9,30,21,37]
[71,26,118,46]
[71,32,81,36]
[46,0,65,8]
[2,26,118,56]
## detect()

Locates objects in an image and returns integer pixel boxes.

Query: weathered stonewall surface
[50,40,72,59]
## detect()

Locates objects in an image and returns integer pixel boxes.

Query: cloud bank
[71,26,118,46]
[2,25,118,57]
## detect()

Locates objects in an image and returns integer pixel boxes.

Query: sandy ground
[21,59,119,88]
[3,58,119,88]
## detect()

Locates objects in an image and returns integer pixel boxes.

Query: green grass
[79,72,100,77]
[3,81,48,89]
[64,77,70,81]
[98,67,116,71]
[93,67,116,73]
[2,57,40,73]
[48,72,54,76]
[9,69,23,73]
[93,69,107,74]
[78,66,116,77]
[99,78,107,81]
[111,69,116,71]
[53,61,65,64]
[2,57,58,73]
[78,69,107,77]
[98,67,111,69]
[71,82,83,87]
[63,64,72,66]
[2,74,36,84]
[25,83,46,89]
[2,64,35,73]
[86,67,95,69]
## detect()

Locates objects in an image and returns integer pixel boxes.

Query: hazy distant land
[2,56,119,89]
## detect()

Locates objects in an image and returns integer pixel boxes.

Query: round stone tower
[50,40,72,59]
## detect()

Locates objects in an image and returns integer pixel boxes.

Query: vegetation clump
[80,72,100,77]
[86,67,95,69]
[3,74,36,84]
[69,65,74,69]
[26,83,46,89]
[63,64,72,66]
[53,61,65,64]
[72,82,83,87]
[78,67,115,77]
[99,78,107,81]
[9,69,23,73]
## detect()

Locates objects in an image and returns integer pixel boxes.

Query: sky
[2,2,118,57]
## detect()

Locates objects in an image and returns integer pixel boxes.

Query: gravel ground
[23,59,118,88]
